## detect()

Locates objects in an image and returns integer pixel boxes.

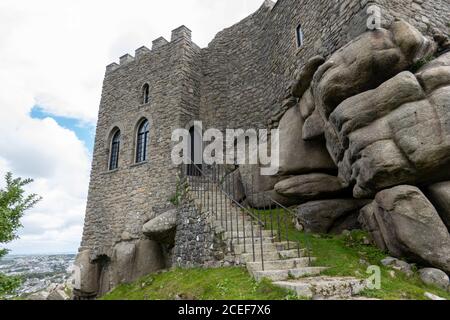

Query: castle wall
[199,0,449,132]
[375,0,449,35]
[80,27,201,259]
[199,0,373,132]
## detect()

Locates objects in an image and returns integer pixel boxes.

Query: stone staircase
[189,181,368,300]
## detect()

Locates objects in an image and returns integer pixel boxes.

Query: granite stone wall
[79,26,201,260]
[172,199,228,268]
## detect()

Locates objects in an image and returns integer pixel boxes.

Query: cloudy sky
[0,0,266,254]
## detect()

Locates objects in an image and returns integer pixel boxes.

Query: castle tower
[74,25,201,298]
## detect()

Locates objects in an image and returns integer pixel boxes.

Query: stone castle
[74,0,450,299]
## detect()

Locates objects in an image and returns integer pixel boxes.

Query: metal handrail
[182,160,267,269]
[183,161,266,227]
[269,197,312,264]
[181,160,313,271]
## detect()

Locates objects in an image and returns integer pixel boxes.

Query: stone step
[273,277,367,300]
[246,257,315,272]
[279,248,311,259]
[213,217,254,226]
[239,248,304,262]
[214,222,262,234]
[224,229,273,239]
[227,236,277,246]
[233,243,278,255]
[233,241,299,254]
[239,250,281,263]
[252,267,327,282]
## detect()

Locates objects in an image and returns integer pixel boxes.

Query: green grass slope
[102,267,298,300]
[103,209,450,300]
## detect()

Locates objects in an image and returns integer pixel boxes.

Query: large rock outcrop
[359,186,450,273]
[278,106,336,176]
[299,20,447,199]
[328,66,450,198]
[312,20,436,120]
[142,209,177,245]
[297,199,370,234]
[426,181,450,232]
[73,250,100,299]
[274,173,348,201]
[239,162,294,208]
[110,239,165,286]
[73,239,166,298]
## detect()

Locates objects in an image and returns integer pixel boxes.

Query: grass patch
[253,208,450,300]
[103,208,450,300]
[102,267,298,300]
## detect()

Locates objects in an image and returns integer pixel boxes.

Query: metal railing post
[259,225,264,271]
[284,210,290,250]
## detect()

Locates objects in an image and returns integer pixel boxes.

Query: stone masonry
[75,0,450,298]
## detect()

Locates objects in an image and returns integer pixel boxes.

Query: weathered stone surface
[274,173,347,201]
[419,268,450,291]
[417,66,450,94]
[111,242,136,285]
[390,19,437,63]
[296,199,370,234]
[110,240,165,287]
[330,72,425,146]
[323,53,450,198]
[302,109,325,140]
[73,250,99,297]
[142,209,177,245]
[292,55,325,98]
[381,257,414,277]
[313,21,435,119]
[240,164,285,194]
[27,291,49,300]
[426,181,450,231]
[299,88,315,119]
[359,186,450,273]
[46,284,71,301]
[172,199,228,267]
[222,169,246,203]
[278,106,336,176]
[133,239,166,279]
[247,189,298,209]
[424,292,447,300]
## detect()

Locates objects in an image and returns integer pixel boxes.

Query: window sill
[296,45,305,54]
[130,161,149,168]
[103,169,119,175]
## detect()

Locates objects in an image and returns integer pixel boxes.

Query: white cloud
[0,0,264,254]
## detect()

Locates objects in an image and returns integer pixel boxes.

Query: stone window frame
[107,126,122,171]
[295,24,304,48]
[141,83,151,105]
[131,116,153,167]
[135,118,150,164]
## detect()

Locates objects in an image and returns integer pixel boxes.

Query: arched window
[142,84,150,104]
[109,130,121,170]
[136,119,150,163]
[296,24,304,48]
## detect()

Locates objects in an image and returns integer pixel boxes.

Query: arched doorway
[187,125,202,176]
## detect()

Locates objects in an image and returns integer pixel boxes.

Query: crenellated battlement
[135,46,151,59]
[152,37,169,50]
[105,25,193,74]
[119,54,134,65]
